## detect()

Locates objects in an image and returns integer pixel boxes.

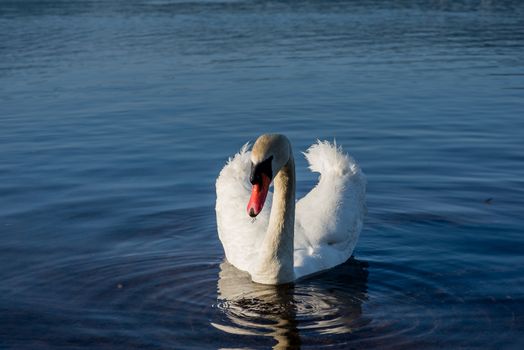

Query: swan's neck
[251,153,295,284]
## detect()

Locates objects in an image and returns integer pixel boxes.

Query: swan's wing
[216,144,272,272]
[294,140,366,278]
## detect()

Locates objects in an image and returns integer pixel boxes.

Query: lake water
[1,0,523,348]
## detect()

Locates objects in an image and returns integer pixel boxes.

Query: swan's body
[216,134,366,284]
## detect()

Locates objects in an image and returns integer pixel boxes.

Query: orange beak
[247,173,271,217]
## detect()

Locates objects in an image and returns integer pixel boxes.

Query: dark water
[1,0,524,348]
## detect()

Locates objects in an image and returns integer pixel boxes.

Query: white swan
[216,134,366,285]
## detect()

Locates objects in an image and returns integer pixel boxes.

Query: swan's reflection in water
[212,258,369,349]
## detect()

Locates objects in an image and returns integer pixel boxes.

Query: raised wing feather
[294,141,366,278]
[215,144,272,272]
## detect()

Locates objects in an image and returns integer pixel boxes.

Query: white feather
[215,140,366,280]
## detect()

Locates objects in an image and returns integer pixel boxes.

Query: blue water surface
[1,0,523,349]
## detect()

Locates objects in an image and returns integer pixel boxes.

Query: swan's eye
[249,156,273,185]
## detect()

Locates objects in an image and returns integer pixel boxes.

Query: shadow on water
[212,258,369,349]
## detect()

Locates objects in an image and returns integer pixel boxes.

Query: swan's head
[247,134,291,218]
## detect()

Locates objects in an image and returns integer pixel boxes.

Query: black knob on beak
[250,156,273,185]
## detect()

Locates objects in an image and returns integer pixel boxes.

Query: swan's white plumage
[215,140,366,280]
